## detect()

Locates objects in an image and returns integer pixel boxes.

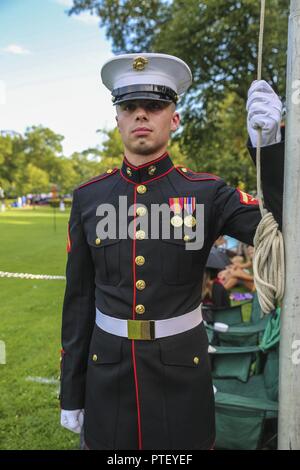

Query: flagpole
[278,0,300,450]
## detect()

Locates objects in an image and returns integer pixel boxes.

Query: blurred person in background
[218,245,255,292]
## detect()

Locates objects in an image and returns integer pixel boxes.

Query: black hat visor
[112,84,178,105]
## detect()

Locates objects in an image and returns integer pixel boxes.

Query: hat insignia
[133,56,148,71]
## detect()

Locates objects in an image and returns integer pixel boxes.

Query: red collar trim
[124,151,169,170]
[121,152,174,184]
[119,166,175,185]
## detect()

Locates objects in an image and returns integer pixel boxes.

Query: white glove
[61,409,84,434]
[247,80,282,147]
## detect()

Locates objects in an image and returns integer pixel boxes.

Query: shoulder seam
[175,166,220,181]
[77,168,119,189]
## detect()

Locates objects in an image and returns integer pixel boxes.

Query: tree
[69,151,103,186]
[69,0,169,52]
[22,126,64,178]
[97,127,124,169]
[184,92,257,188]
[68,0,288,188]
[0,131,26,195]
[23,163,50,195]
[68,0,287,98]
[0,127,96,196]
[55,158,79,194]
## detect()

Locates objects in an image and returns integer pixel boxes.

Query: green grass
[0,207,79,449]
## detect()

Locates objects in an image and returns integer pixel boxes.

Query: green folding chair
[249,292,263,323]
[211,304,243,325]
[209,309,280,450]
[204,304,244,345]
[206,293,268,347]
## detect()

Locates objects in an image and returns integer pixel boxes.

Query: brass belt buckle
[127,319,156,340]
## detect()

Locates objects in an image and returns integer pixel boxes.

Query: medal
[169,197,197,228]
[184,215,196,227]
[183,196,196,227]
[169,197,184,228]
[171,215,183,227]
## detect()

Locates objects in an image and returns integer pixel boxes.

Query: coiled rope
[252,0,285,313]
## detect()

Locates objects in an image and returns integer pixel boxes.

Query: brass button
[126,167,132,176]
[181,167,188,173]
[147,165,156,176]
[137,185,147,194]
[136,280,146,290]
[136,206,147,217]
[92,354,98,362]
[135,256,145,266]
[193,356,200,365]
[106,169,113,174]
[183,235,190,242]
[135,304,145,315]
[136,230,146,240]
[95,238,101,245]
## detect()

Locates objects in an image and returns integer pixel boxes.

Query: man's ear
[171,112,180,132]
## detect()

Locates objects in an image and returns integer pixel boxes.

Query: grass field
[0,206,79,450]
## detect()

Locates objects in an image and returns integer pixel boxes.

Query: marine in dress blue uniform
[60,53,284,450]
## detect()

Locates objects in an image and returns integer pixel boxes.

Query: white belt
[95,304,203,340]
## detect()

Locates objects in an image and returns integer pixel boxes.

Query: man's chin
[130,144,161,156]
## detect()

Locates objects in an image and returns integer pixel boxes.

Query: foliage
[1,1,288,192]
[69,0,287,97]
[0,123,189,197]
[22,163,50,195]
[97,127,124,169]
[68,0,288,189]
[0,128,104,196]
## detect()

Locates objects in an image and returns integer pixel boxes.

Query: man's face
[116,99,180,156]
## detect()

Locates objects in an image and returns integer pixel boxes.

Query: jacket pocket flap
[159,325,208,367]
[89,326,122,364]
[87,236,121,249]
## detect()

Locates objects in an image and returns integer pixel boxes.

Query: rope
[252,0,285,313]
[0,271,65,280]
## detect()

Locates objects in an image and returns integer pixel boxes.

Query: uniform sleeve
[247,138,284,228]
[212,139,284,245]
[60,189,95,410]
[213,182,261,245]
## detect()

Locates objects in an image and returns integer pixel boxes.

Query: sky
[0,0,117,155]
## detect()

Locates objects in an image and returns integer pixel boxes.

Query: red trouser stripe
[131,340,142,449]
[131,185,143,450]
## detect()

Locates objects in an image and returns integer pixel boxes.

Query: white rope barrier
[0,271,65,280]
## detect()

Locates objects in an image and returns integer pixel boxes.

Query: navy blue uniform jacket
[60,140,284,450]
